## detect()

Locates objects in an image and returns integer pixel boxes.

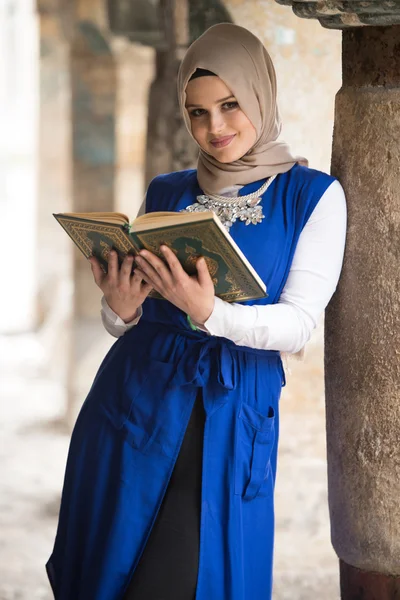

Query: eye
[189,108,207,118]
[222,101,239,110]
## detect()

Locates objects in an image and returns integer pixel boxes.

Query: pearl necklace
[180,175,277,232]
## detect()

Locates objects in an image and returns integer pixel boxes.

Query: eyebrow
[185,95,236,109]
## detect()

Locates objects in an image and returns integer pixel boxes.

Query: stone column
[71,1,116,319]
[36,0,74,411]
[326,25,400,595]
[145,0,197,186]
[106,0,233,189]
[145,0,234,185]
[274,1,400,597]
[36,0,117,426]
[62,0,117,426]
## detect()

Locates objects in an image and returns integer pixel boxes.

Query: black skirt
[123,389,206,600]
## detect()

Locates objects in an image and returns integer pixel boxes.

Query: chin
[214,155,232,164]
[209,148,242,164]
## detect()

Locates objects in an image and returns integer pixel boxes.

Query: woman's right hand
[89,250,153,323]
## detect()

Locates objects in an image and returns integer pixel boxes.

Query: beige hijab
[177,23,307,195]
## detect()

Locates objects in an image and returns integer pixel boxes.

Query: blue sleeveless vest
[46,165,335,600]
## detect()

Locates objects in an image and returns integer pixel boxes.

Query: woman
[47,23,346,600]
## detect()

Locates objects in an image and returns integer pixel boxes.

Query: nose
[208,110,225,136]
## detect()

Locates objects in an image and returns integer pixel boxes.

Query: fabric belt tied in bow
[174,337,237,391]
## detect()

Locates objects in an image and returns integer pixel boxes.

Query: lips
[210,134,236,149]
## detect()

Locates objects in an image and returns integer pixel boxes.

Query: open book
[53,210,267,303]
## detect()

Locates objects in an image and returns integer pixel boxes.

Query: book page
[132,211,215,229]
[62,212,129,225]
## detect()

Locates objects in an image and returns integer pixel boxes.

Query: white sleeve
[203,180,347,353]
[101,296,143,338]
[100,194,146,338]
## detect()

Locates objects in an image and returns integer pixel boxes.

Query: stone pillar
[64,0,117,426]
[37,0,117,426]
[145,49,177,184]
[36,0,74,408]
[71,5,116,318]
[326,25,400,594]
[106,0,233,189]
[145,0,197,186]
[274,1,400,596]
[145,0,234,185]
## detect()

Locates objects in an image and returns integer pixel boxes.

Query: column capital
[274,1,400,29]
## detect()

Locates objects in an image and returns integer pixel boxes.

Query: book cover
[53,213,267,303]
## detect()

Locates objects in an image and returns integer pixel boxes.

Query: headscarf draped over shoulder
[177,23,307,195]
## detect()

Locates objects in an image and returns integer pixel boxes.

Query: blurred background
[0,0,342,598]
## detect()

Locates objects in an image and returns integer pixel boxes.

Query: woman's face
[185,76,257,164]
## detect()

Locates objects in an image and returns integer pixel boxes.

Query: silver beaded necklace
[180,175,277,233]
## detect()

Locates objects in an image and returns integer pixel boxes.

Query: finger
[89,256,105,287]
[131,268,150,289]
[120,254,134,283]
[138,250,173,286]
[135,255,164,289]
[134,267,154,285]
[160,245,186,280]
[140,281,154,298]
[130,268,154,296]
[196,257,213,288]
[134,267,160,292]
[131,268,145,283]
[107,249,121,283]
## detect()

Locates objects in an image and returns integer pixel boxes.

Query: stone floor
[0,319,339,600]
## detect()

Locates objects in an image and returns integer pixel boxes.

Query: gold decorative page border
[56,217,139,257]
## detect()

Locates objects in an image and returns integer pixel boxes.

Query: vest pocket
[234,402,275,501]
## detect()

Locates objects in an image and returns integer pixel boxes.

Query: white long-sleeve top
[100,179,347,354]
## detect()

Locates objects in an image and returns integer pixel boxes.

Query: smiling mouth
[210,135,236,149]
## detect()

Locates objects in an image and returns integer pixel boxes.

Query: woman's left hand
[134,246,215,325]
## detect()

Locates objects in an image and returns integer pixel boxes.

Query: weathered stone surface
[107,0,164,47]
[106,0,232,47]
[144,0,198,185]
[326,25,400,575]
[342,25,400,87]
[274,1,400,28]
[189,0,233,41]
[340,560,400,598]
